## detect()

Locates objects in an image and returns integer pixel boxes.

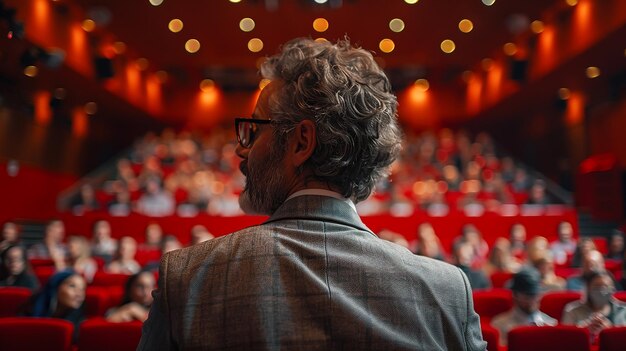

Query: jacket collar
[264,195,375,236]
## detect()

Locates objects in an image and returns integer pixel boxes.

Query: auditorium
[0,0,625,350]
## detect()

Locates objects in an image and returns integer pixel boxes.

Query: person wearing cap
[491,268,557,346]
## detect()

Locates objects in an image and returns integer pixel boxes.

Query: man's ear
[290,119,316,167]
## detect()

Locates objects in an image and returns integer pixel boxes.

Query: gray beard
[239,148,289,216]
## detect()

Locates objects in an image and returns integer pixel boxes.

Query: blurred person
[106,236,141,275]
[483,238,522,277]
[140,223,164,251]
[161,235,182,254]
[136,177,175,217]
[606,230,624,261]
[28,220,67,261]
[24,270,86,342]
[509,223,527,259]
[562,271,626,342]
[533,256,566,292]
[570,237,597,268]
[106,271,156,323]
[138,38,485,350]
[456,224,489,268]
[525,236,550,265]
[526,179,551,205]
[377,229,410,249]
[550,221,578,265]
[511,168,532,193]
[91,220,117,263]
[491,268,557,346]
[0,245,39,291]
[108,187,132,216]
[63,236,98,282]
[190,225,214,246]
[453,241,491,290]
[71,184,100,214]
[0,221,20,252]
[567,250,606,291]
[415,223,445,261]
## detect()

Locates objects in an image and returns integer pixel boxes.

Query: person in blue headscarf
[24,269,86,341]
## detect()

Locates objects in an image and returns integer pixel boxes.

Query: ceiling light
[404,0,419,4]
[482,0,496,6]
[530,20,544,34]
[459,19,473,33]
[248,38,263,53]
[229,0,242,2]
[586,66,600,79]
[414,79,429,92]
[503,42,517,56]
[240,18,255,32]
[565,0,578,6]
[168,19,183,33]
[315,0,328,3]
[82,19,96,32]
[185,39,200,53]
[558,88,571,100]
[389,19,405,33]
[149,0,164,6]
[313,18,329,32]
[200,79,215,92]
[84,102,98,115]
[379,39,395,53]
[440,39,455,54]
[315,38,327,42]
[23,65,38,77]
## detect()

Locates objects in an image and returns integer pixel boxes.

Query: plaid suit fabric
[138,195,486,350]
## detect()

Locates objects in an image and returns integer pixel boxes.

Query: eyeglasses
[235,117,272,148]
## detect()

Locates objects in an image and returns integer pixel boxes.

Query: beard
[239,144,290,216]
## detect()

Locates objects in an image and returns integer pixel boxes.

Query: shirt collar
[286,189,357,213]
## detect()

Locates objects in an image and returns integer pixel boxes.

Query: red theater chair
[539,291,582,321]
[473,289,513,322]
[598,327,626,351]
[34,266,56,286]
[480,323,500,351]
[614,291,626,302]
[0,287,32,317]
[78,318,143,351]
[91,272,131,287]
[489,272,513,289]
[0,317,74,351]
[507,326,590,351]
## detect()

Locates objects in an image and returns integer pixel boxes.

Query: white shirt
[285,189,357,213]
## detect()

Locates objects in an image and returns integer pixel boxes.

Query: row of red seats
[0,317,141,351]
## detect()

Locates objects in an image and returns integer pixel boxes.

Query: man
[491,268,557,346]
[566,249,605,291]
[549,221,577,265]
[453,240,491,290]
[27,219,66,261]
[138,38,485,350]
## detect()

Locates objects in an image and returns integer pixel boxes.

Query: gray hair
[261,38,402,202]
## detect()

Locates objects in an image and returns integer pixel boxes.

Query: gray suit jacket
[138,195,486,350]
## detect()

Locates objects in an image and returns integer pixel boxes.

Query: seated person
[23,270,86,342]
[570,237,596,268]
[190,225,214,246]
[27,220,67,261]
[483,238,521,277]
[144,235,182,272]
[91,220,118,263]
[509,223,527,259]
[549,221,577,265]
[491,268,557,346]
[0,221,20,253]
[415,223,446,261]
[106,271,156,322]
[138,223,163,252]
[533,256,566,292]
[452,241,491,290]
[135,177,175,217]
[562,271,626,341]
[525,236,550,265]
[106,236,141,275]
[567,250,605,291]
[456,224,489,268]
[59,236,98,283]
[377,229,409,250]
[0,245,39,291]
[606,230,624,261]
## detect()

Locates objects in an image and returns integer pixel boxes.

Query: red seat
[473,289,513,322]
[598,326,626,351]
[490,272,513,289]
[613,291,626,302]
[29,258,55,268]
[539,291,582,321]
[91,272,131,287]
[78,318,143,351]
[34,266,56,286]
[0,317,74,351]
[591,237,608,255]
[508,326,590,351]
[555,267,581,279]
[85,286,123,317]
[481,323,500,351]
[0,287,32,317]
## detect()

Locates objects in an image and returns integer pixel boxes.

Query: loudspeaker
[94,56,114,79]
[510,59,528,83]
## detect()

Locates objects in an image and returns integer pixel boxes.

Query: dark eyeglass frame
[235,117,273,148]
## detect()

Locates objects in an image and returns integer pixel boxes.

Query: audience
[533,256,566,292]
[106,236,141,275]
[415,223,445,261]
[566,250,605,291]
[106,271,155,323]
[550,221,578,265]
[491,268,557,346]
[0,221,20,253]
[483,238,522,277]
[377,229,410,249]
[139,223,163,252]
[525,236,550,265]
[453,241,491,290]
[458,224,489,268]
[135,177,175,217]
[509,223,527,259]
[606,230,624,261]
[24,270,86,341]
[28,219,67,261]
[562,271,626,342]
[189,225,214,246]
[63,236,98,283]
[91,220,117,263]
[0,245,39,291]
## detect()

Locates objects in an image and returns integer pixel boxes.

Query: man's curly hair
[261,38,402,203]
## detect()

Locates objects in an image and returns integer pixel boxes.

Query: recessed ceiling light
[239,18,255,32]
[440,39,455,54]
[313,18,329,32]
[185,39,200,53]
[379,39,395,53]
[248,38,263,53]
[586,66,600,79]
[389,19,405,33]
[482,0,496,6]
[459,19,473,33]
[168,19,183,33]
